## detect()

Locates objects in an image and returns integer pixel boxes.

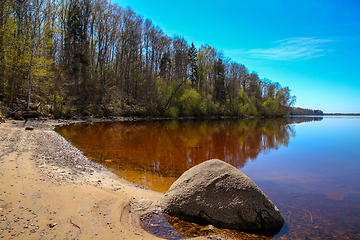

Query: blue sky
[114,0,360,113]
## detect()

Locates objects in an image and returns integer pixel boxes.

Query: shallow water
[55,116,360,239]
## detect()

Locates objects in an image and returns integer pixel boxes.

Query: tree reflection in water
[55,117,322,192]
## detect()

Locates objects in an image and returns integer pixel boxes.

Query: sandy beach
[0,119,231,240]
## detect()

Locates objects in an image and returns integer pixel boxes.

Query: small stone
[48,223,57,228]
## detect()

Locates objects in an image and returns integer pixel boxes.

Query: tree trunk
[27,48,35,110]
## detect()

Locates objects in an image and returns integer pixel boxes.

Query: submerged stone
[160,159,284,232]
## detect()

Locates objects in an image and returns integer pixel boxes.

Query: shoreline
[0,119,229,240]
[0,119,164,239]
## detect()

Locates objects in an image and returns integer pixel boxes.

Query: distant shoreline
[289,113,360,116]
[323,113,360,116]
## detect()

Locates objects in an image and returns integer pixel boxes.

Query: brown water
[55,116,360,239]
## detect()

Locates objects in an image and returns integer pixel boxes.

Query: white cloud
[228,37,334,61]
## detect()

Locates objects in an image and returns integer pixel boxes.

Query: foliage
[48,94,66,118]
[178,88,201,116]
[262,98,279,116]
[289,107,323,115]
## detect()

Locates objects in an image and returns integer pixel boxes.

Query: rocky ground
[0,119,231,240]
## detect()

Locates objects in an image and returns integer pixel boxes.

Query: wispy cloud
[229,37,334,61]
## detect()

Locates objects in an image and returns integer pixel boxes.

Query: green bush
[262,98,279,116]
[179,89,202,116]
[48,94,66,118]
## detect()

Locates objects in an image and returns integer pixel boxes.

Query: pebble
[49,223,57,228]
[25,126,34,131]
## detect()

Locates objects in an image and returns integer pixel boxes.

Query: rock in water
[160,159,284,232]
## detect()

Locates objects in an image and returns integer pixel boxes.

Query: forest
[0,0,296,118]
[289,107,323,115]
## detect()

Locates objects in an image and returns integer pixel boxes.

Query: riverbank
[0,119,230,239]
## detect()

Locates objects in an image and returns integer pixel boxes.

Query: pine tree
[188,42,198,87]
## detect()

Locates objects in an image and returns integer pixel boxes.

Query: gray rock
[160,159,284,232]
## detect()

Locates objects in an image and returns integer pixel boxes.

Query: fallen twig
[70,219,81,229]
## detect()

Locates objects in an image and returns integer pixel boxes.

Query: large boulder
[160,159,284,232]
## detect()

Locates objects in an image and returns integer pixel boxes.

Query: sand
[0,119,230,240]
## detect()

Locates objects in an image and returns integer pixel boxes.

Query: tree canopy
[0,0,296,118]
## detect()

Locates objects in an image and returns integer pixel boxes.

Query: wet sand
[0,119,229,240]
